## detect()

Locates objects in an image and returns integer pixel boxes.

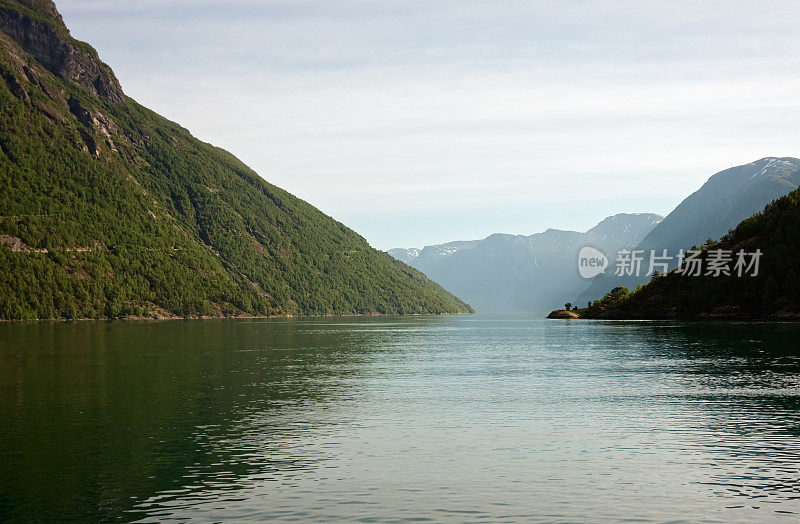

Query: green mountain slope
[0,0,472,320]
[582,187,800,320]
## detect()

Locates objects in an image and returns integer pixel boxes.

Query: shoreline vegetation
[547,307,800,322]
[0,311,475,323]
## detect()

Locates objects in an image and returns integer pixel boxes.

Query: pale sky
[58,0,800,250]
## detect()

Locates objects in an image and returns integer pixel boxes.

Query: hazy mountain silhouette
[390,213,662,312]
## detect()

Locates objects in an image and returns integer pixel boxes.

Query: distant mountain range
[0,0,472,319]
[389,213,662,312]
[576,157,800,305]
[391,157,800,313]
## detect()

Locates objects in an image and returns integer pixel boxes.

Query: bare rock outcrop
[0,0,124,103]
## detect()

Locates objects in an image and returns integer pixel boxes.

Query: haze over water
[2,317,800,522]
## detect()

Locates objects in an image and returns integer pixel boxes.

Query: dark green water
[1,316,800,522]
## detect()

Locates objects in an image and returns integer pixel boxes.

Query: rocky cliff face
[0,0,124,102]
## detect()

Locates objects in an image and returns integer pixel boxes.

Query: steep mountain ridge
[0,0,472,319]
[637,157,800,252]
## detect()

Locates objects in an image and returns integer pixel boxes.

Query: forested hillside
[0,0,472,320]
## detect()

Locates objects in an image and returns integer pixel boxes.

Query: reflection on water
[1,317,800,522]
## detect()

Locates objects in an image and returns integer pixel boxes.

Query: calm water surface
[2,316,800,522]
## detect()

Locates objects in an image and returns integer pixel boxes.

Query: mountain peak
[586,213,663,239]
[7,0,62,22]
[750,156,799,164]
[642,157,800,249]
[593,212,663,225]
[0,0,124,102]
[746,157,800,181]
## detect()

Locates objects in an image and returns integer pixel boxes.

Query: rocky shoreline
[546,309,584,319]
[546,307,800,322]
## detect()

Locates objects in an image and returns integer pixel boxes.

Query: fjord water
[2,317,800,522]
